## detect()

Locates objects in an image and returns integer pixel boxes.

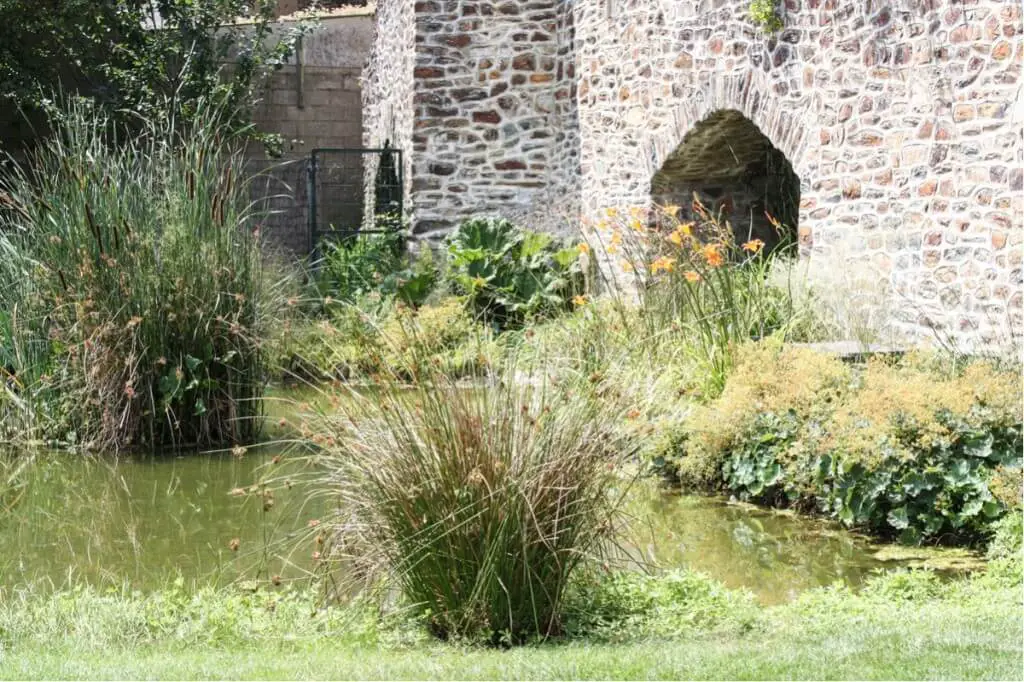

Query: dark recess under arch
[651,109,800,254]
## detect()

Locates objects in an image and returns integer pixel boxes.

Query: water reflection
[0,448,327,591]
[1,448,968,603]
[627,487,908,604]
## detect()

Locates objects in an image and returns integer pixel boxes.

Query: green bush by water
[312,226,439,309]
[987,511,1023,562]
[0,99,283,451]
[665,343,1023,544]
[278,295,498,382]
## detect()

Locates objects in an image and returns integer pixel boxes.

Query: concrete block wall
[249,13,375,257]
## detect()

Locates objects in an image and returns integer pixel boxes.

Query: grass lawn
[2,566,1020,680]
[8,631,1019,681]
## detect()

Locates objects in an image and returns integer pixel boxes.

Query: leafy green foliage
[0,0,308,144]
[316,231,403,302]
[446,217,583,330]
[278,296,495,383]
[721,411,800,506]
[685,349,1023,544]
[314,226,439,309]
[815,420,1019,543]
[564,569,761,641]
[748,0,783,32]
[987,511,1023,561]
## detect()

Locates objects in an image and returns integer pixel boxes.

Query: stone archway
[650,109,800,253]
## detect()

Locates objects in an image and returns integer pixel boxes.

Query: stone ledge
[792,341,910,359]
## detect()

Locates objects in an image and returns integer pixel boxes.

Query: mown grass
[0,563,1020,680]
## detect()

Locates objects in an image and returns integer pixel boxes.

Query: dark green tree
[0,0,312,144]
[374,140,401,217]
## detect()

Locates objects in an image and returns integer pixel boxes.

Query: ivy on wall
[748,0,783,33]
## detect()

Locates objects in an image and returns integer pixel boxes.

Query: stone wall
[366,0,1023,348]
[649,109,800,250]
[572,0,1022,348]
[399,0,579,239]
[362,0,416,223]
[249,13,374,256]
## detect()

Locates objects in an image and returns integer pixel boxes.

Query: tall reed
[0,99,283,451]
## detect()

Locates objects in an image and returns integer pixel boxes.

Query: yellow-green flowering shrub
[667,344,1022,544]
[675,341,850,489]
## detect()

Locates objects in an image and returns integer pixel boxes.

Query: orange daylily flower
[572,294,589,307]
[742,239,765,253]
[684,270,702,283]
[651,256,677,274]
[702,244,724,268]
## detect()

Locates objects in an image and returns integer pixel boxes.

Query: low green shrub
[987,511,1023,561]
[316,230,403,301]
[278,296,497,382]
[818,358,1021,542]
[564,569,761,641]
[313,228,439,309]
[311,363,634,643]
[0,581,391,652]
[667,344,1022,544]
[447,217,583,330]
[671,341,850,489]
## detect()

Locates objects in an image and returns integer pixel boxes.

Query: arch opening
[651,109,800,254]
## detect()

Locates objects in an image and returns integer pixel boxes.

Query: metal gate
[307,146,403,255]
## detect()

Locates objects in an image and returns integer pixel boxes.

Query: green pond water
[1,446,327,592]
[1,444,970,604]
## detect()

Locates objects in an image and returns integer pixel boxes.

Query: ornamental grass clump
[311,364,634,643]
[0,99,280,450]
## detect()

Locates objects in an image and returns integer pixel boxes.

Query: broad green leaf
[887,506,909,529]
[982,500,1002,518]
[962,434,994,459]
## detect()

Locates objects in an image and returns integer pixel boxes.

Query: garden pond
[2,446,982,604]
